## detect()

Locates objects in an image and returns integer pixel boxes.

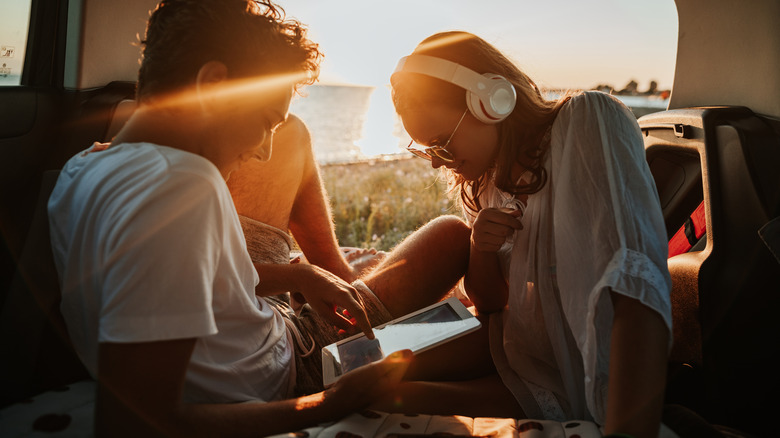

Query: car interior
[1,0,158,410]
[1,0,778,437]
[637,2,780,436]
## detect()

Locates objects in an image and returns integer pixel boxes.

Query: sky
[278,0,679,91]
[1,0,679,90]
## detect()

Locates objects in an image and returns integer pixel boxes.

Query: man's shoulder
[78,142,219,182]
[119,142,216,172]
[56,142,225,214]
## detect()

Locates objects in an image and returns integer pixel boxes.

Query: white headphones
[392,54,517,124]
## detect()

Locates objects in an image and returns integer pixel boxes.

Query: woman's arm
[97,339,411,438]
[463,208,522,313]
[605,291,669,438]
[464,246,508,313]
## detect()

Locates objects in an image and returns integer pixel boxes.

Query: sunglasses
[406,109,468,163]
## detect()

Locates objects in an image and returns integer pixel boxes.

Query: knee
[424,215,470,244]
[428,214,469,231]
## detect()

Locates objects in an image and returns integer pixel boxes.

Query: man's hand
[323,350,413,413]
[293,264,375,339]
[254,262,375,338]
[98,342,411,437]
[470,207,523,253]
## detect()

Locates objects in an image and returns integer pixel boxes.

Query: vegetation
[319,156,462,251]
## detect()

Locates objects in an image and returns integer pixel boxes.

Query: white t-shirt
[464,92,673,424]
[48,142,294,403]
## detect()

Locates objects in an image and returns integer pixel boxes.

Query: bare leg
[363,215,470,318]
[371,374,524,418]
[371,316,522,418]
[402,314,493,382]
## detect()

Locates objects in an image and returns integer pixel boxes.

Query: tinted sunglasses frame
[406,109,468,163]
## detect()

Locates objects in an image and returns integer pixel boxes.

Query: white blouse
[463,91,672,424]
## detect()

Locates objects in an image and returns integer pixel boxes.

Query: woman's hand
[462,207,521,314]
[470,207,523,253]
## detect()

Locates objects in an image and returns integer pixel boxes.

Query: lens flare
[153,70,315,110]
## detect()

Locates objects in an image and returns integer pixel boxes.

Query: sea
[289,84,407,164]
[291,84,670,164]
[0,74,669,164]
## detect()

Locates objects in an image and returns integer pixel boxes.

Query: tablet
[321,296,481,386]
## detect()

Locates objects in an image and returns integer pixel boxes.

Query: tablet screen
[325,301,478,379]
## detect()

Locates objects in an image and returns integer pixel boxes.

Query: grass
[319,156,462,251]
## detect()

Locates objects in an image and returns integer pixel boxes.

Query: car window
[0,0,33,86]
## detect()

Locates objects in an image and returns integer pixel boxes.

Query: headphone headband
[393,55,492,98]
[392,54,517,123]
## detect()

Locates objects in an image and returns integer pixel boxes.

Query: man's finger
[340,296,374,340]
[328,309,356,332]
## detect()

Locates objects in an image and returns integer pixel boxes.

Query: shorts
[264,279,393,396]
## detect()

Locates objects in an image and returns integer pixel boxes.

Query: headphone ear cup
[466,90,493,124]
[488,74,517,118]
[465,74,516,124]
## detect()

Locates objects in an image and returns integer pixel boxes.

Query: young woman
[386,31,673,438]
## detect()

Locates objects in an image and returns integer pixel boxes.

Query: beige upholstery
[670,0,780,119]
[65,0,159,90]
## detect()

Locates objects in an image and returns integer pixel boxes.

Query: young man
[47,1,424,436]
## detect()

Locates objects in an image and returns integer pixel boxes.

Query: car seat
[640,106,780,437]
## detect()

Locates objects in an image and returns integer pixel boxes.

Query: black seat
[0,170,90,408]
[640,106,780,437]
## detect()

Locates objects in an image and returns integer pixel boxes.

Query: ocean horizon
[291,84,670,165]
[0,78,669,164]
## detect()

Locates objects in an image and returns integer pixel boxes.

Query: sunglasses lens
[431,148,454,162]
[407,148,432,160]
[406,142,454,162]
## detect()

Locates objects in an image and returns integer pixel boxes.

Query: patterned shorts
[264,279,393,396]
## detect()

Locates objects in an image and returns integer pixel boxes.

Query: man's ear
[195,61,229,115]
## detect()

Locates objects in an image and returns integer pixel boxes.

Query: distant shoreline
[296,84,669,165]
[320,153,414,167]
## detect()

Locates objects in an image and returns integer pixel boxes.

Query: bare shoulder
[276,113,311,146]
[227,114,311,195]
[228,113,312,222]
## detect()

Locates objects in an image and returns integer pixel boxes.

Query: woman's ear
[195,61,229,115]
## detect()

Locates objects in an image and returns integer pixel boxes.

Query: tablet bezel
[321,296,480,386]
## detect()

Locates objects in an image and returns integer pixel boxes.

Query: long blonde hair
[391,31,570,214]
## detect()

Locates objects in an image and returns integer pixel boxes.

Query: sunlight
[294,392,325,411]
[66,70,318,135]
[411,32,472,55]
[150,70,316,110]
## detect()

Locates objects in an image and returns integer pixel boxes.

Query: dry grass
[319,156,462,251]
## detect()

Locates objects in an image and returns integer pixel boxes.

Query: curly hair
[137,0,322,101]
[391,31,570,214]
